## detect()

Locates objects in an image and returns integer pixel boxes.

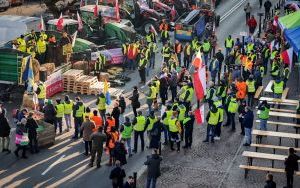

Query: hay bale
[32,59,40,83]
[72,61,93,75]
[40,63,55,76]
[22,93,36,110]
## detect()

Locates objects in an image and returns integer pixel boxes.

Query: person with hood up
[111,101,121,130]
[243,106,254,146]
[144,149,162,188]
[120,117,133,157]
[43,100,56,125]
[109,160,126,188]
[203,104,220,143]
[14,118,28,159]
[129,86,140,117]
[63,95,73,132]
[26,112,39,153]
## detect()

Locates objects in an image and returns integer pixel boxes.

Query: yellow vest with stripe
[271,63,279,77]
[37,39,47,54]
[97,96,106,110]
[75,104,85,118]
[228,98,238,113]
[37,84,46,99]
[246,80,255,93]
[163,110,173,125]
[208,110,219,125]
[134,115,146,131]
[169,118,179,132]
[162,47,171,58]
[55,104,64,118]
[64,101,73,114]
[247,43,254,53]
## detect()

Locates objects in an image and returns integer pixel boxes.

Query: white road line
[220,0,247,23]
[41,155,65,176]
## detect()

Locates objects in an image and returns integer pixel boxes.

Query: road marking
[220,0,247,23]
[41,155,65,176]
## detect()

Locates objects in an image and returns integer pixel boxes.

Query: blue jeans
[146,177,157,188]
[204,53,209,65]
[55,117,63,134]
[162,124,169,143]
[149,54,155,69]
[38,98,45,111]
[274,93,281,99]
[225,47,232,57]
[128,59,136,70]
[64,114,71,129]
[147,99,153,115]
[259,119,267,131]
[124,138,132,155]
[74,117,83,138]
[205,124,215,141]
[244,128,252,144]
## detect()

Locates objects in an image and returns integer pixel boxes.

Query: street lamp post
[257,12,264,38]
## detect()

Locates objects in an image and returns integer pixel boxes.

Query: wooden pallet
[63,69,84,82]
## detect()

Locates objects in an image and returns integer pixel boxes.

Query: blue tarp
[284,26,300,55]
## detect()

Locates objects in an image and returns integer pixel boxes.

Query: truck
[0,0,9,11]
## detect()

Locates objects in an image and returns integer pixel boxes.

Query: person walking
[26,112,39,154]
[174,40,182,66]
[244,2,252,23]
[264,173,276,188]
[203,105,220,143]
[54,98,64,134]
[169,71,178,102]
[264,0,272,20]
[238,100,247,136]
[14,118,28,159]
[81,116,95,156]
[284,148,300,188]
[144,149,162,188]
[106,126,119,166]
[224,35,234,57]
[145,111,158,148]
[129,86,140,117]
[90,126,107,168]
[226,95,239,132]
[183,42,192,68]
[0,115,11,153]
[120,117,133,157]
[162,105,173,145]
[35,81,46,111]
[272,77,284,99]
[149,119,162,150]
[247,15,257,35]
[146,83,156,114]
[243,107,254,146]
[73,97,85,139]
[96,91,106,122]
[215,49,224,81]
[133,111,146,153]
[213,96,224,140]
[159,73,169,105]
[168,111,181,152]
[63,95,73,132]
[123,176,135,188]
[91,110,103,132]
[111,101,121,130]
[138,53,148,85]
[109,160,126,188]
[114,139,127,166]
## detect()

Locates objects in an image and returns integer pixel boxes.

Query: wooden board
[259,97,298,105]
[264,80,274,93]
[257,110,300,119]
[252,129,300,139]
[242,151,288,161]
[254,86,264,99]
[282,88,289,99]
[255,120,300,128]
[251,144,300,151]
[239,165,300,175]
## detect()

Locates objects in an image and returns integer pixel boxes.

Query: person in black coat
[285,148,300,188]
[264,173,276,188]
[129,86,140,117]
[0,116,11,152]
[149,120,162,150]
[183,111,195,149]
[14,118,28,159]
[25,112,39,154]
[43,100,56,125]
[123,176,134,188]
[118,95,126,114]
[144,149,162,188]
[238,100,247,135]
[243,107,254,146]
[113,140,127,166]
[109,160,126,188]
[111,102,121,130]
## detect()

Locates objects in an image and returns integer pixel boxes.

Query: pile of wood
[73,75,98,94]
[62,69,84,92]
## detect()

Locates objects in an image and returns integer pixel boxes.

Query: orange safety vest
[174,43,182,54]
[236,81,247,99]
[91,115,103,132]
[127,45,138,60]
[108,132,119,149]
[106,118,116,132]
[159,23,169,31]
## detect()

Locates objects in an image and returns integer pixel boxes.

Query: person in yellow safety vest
[213,96,224,140]
[249,51,256,62]
[270,49,278,60]
[283,65,290,85]
[96,91,106,121]
[270,61,280,79]
[146,83,157,114]
[145,111,158,147]
[28,29,38,43]
[138,53,148,84]
[148,41,157,69]
[27,42,36,58]
[132,111,146,153]
[258,100,270,134]
[191,37,198,52]
[177,104,186,141]
[168,111,181,151]
[73,97,85,139]
[17,35,27,52]
[246,75,256,107]
[259,65,265,78]
[64,95,73,131]
[95,53,106,78]
[141,46,150,61]
[40,30,48,41]
[183,83,194,111]
[224,35,234,56]
[146,30,155,44]
[35,81,46,111]
[183,42,192,68]
[246,42,254,54]
[206,81,216,108]
[161,43,171,64]
[162,105,173,144]
[202,39,211,65]
[271,77,284,99]
[216,80,227,103]
[224,95,238,131]
[36,37,47,64]
[203,104,220,143]
[160,30,169,44]
[120,117,133,156]
[55,98,64,134]
[179,82,188,101]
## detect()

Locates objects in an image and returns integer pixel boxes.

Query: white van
[0,0,9,11]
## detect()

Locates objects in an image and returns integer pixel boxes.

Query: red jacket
[247,18,257,28]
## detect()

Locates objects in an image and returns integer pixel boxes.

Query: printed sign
[45,70,63,97]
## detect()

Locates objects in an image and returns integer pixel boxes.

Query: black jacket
[129,90,140,108]
[0,116,10,137]
[25,117,38,138]
[43,104,56,123]
[285,153,300,172]
[109,167,126,185]
[215,51,224,63]
[243,110,254,129]
[144,154,162,178]
[264,180,276,188]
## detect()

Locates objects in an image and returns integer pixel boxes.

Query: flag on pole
[273,15,278,27]
[192,50,203,68]
[94,0,99,17]
[115,0,120,22]
[77,12,83,31]
[71,31,78,47]
[193,70,204,100]
[170,5,176,21]
[194,104,205,125]
[281,47,294,70]
[38,15,45,31]
[150,25,158,36]
[56,13,64,31]
[103,79,111,105]
[22,57,34,92]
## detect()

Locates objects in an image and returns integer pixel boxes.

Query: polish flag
[194,104,205,125]
[77,12,83,31]
[38,15,45,31]
[94,0,99,17]
[170,5,176,21]
[273,15,278,27]
[281,47,294,70]
[115,0,120,22]
[192,50,203,68]
[193,65,206,100]
[56,13,64,31]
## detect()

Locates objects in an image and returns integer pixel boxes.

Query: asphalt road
[0,1,272,187]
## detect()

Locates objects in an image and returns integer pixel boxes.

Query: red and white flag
[80,0,85,7]
[56,13,64,31]
[192,50,203,68]
[115,0,120,22]
[281,47,294,70]
[170,5,176,21]
[38,15,45,31]
[77,12,83,31]
[193,65,206,100]
[273,15,279,27]
[194,104,205,125]
[94,0,99,17]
